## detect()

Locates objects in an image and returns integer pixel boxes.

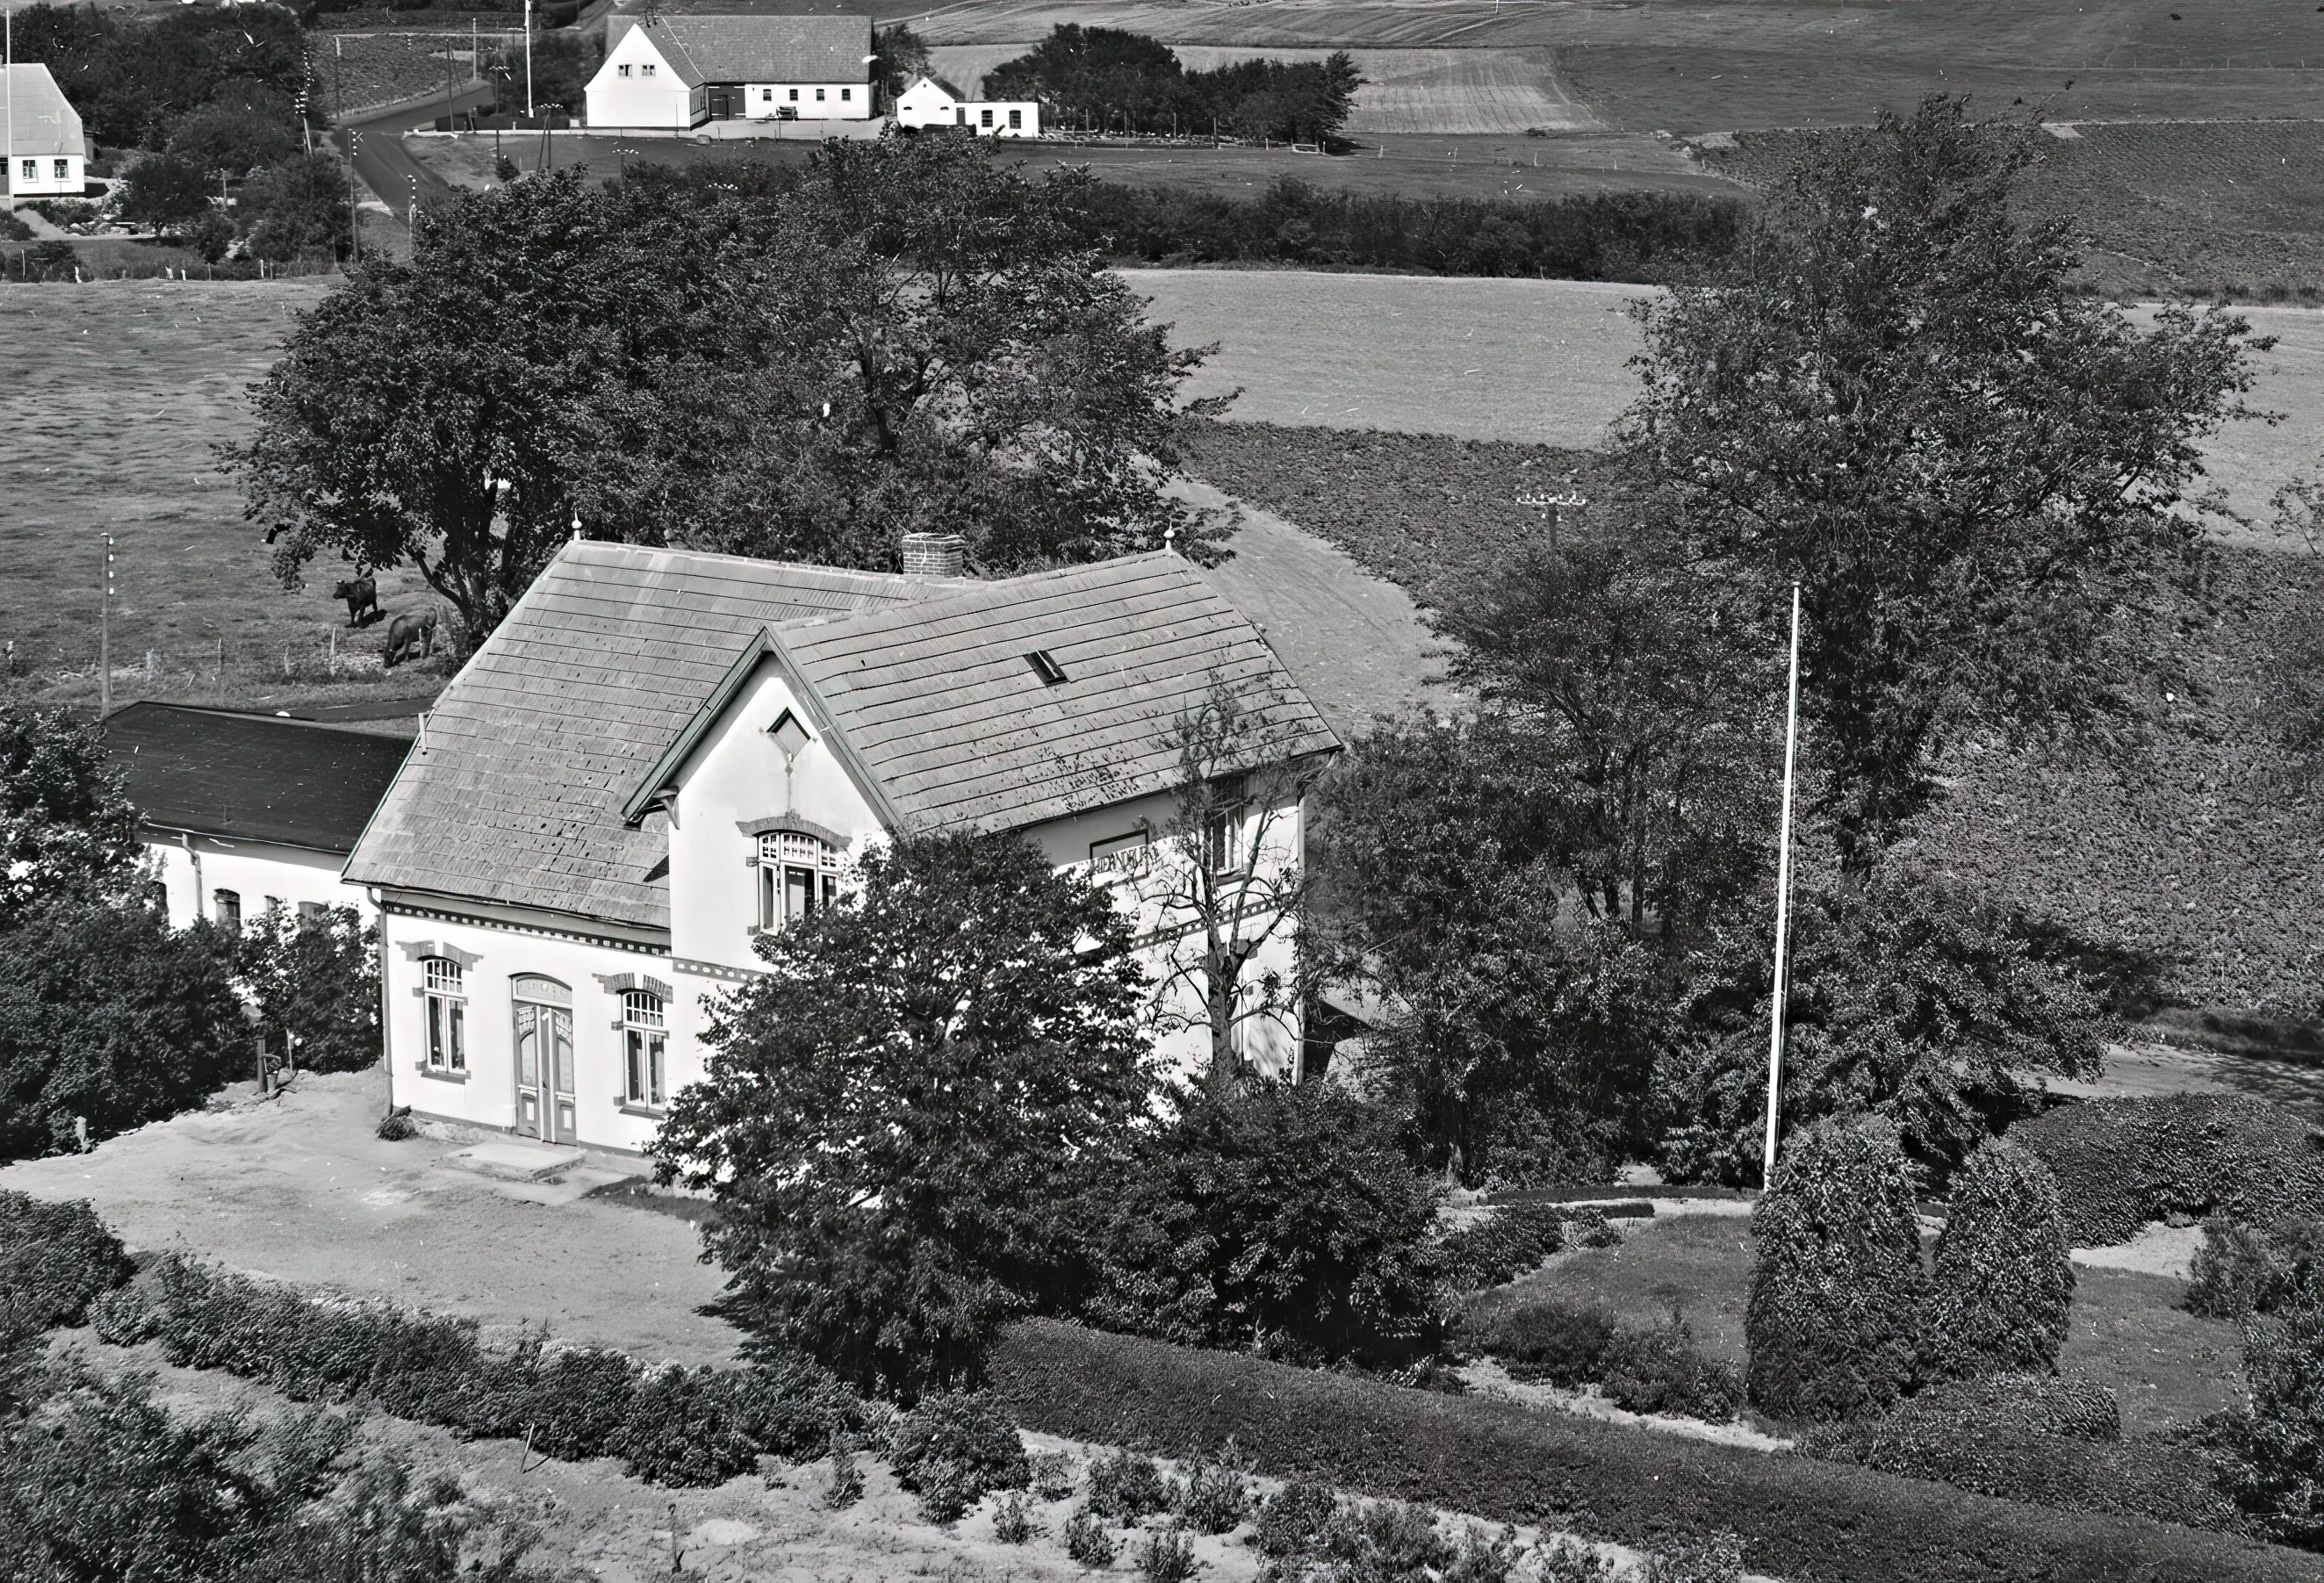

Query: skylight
[1026,650,1068,685]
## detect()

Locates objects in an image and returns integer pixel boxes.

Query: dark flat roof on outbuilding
[104,702,414,854]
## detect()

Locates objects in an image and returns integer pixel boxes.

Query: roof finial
[571,511,582,544]
[1164,524,1178,556]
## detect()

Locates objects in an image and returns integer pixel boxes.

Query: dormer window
[759,831,841,930]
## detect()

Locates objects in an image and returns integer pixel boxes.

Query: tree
[0,707,140,931]
[117,153,215,229]
[1920,1139,2073,1380]
[1745,1121,1927,1422]
[165,100,299,179]
[1653,873,2105,1186]
[236,903,379,1074]
[581,137,1224,571]
[651,831,1155,1398]
[1619,97,2256,873]
[871,22,939,106]
[0,900,246,1163]
[1083,1083,1442,1364]
[239,155,355,263]
[1119,674,1328,1095]
[2225,1261,2324,1551]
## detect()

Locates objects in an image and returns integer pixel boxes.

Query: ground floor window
[623,990,666,1107]
[212,889,241,932]
[424,957,466,1072]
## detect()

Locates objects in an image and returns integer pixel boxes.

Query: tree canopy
[986,25,1362,143]
[0,707,140,932]
[234,138,1218,650]
[651,831,1155,1397]
[1619,97,2256,872]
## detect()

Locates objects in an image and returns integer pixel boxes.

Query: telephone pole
[97,531,115,720]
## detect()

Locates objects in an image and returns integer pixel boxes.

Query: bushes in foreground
[1919,1140,2074,1379]
[1745,1126,1926,1422]
[989,1318,2316,1583]
[92,1255,853,1486]
[1470,1299,1740,1423]
[2010,1095,2324,1246]
[0,1193,133,1340]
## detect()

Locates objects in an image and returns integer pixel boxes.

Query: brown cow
[332,574,379,627]
[382,608,437,667]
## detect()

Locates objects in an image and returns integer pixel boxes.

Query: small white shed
[894,76,1039,138]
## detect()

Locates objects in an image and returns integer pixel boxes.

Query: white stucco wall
[665,661,883,976]
[737,81,871,119]
[9,152,83,198]
[585,30,702,130]
[145,832,374,933]
[380,906,684,1157]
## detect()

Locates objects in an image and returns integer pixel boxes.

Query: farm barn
[347,535,1335,1157]
[104,702,409,933]
[584,14,874,131]
[3,63,86,198]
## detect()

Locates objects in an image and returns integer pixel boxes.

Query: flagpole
[1761,581,1802,1189]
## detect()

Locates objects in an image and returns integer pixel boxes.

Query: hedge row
[987,1319,2318,1583]
[0,1191,133,1341]
[2010,1096,2324,1246]
[93,1255,851,1486]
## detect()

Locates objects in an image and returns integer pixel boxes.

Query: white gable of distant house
[893,74,1039,137]
[4,63,89,197]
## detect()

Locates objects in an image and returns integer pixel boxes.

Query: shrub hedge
[1745,1126,1927,1422]
[988,1318,2319,1583]
[884,1392,1032,1522]
[0,1191,133,1339]
[2008,1095,2324,1247]
[1920,1140,2074,1379]
[1434,1205,1568,1294]
[2188,1215,2324,1320]
[1470,1300,1739,1423]
[92,1254,852,1486]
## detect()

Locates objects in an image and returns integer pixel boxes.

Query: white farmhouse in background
[584,14,874,131]
[345,536,1336,1155]
[4,63,87,198]
[105,702,407,934]
[894,76,1039,138]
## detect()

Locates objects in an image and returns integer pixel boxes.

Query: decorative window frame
[618,989,668,1113]
[419,955,468,1076]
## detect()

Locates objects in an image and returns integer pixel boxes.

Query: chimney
[901,532,967,579]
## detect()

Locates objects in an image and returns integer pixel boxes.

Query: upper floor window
[623,991,666,1108]
[212,889,242,932]
[297,901,327,925]
[759,832,841,930]
[617,62,632,76]
[1202,778,1251,874]
[640,61,656,76]
[424,957,466,1072]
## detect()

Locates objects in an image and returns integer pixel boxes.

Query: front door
[513,1001,577,1144]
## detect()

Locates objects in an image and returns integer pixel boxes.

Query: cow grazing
[333,575,379,627]
[382,608,437,668]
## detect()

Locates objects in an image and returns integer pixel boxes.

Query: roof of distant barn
[3,63,86,160]
[343,542,1337,932]
[611,13,872,88]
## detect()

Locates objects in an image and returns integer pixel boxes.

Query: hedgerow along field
[0,282,450,713]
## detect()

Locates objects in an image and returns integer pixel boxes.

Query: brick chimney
[901,532,967,578]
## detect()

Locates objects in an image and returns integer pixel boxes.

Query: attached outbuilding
[4,63,88,199]
[894,75,1039,138]
[585,14,874,130]
[104,702,411,935]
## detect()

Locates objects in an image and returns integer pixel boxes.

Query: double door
[514,1001,576,1144]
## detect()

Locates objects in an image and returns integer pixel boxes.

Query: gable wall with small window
[143,831,374,934]
[583,29,702,129]
[664,658,883,978]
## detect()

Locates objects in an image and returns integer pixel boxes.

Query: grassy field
[0,281,452,713]
[1134,269,2324,543]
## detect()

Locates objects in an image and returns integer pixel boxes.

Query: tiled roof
[615,14,871,87]
[773,555,1340,834]
[4,64,84,160]
[347,543,1338,930]
[104,703,412,853]
[343,543,962,929]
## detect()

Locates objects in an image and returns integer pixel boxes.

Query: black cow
[333,574,379,627]
[382,608,437,668]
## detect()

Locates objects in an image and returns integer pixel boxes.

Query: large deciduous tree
[234,139,1218,651]
[0,707,140,932]
[1620,96,2256,873]
[651,831,1154,1398]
